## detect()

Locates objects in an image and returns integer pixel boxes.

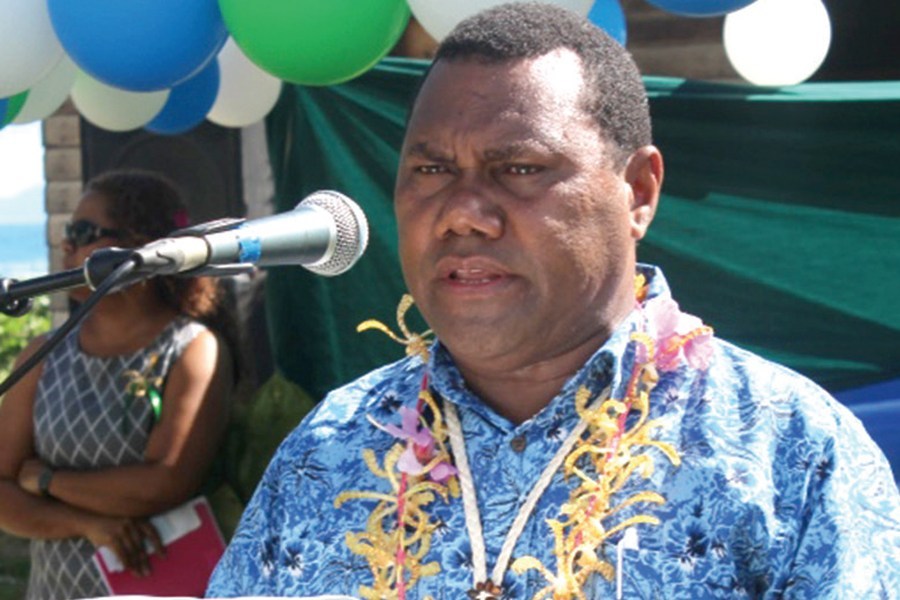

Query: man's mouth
[448,268,500,284]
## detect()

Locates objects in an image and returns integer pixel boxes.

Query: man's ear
[624,145,663,240]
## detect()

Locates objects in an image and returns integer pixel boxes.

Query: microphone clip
[165,217,257,278]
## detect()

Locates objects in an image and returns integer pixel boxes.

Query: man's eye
[506,164,542,175]
[414,164,447,175]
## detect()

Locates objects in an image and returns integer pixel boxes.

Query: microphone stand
[0,216,250,396]
[0,256,140,396]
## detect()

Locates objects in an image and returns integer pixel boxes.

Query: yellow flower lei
[335,295,454,600]
[342,280,709,599]
[510,342,680,598]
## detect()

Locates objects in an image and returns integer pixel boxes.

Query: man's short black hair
[432,2,652,163]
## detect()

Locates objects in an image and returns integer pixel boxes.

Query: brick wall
[42,100,82,328]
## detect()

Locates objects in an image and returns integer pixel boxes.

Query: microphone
[129,190,369,278]
[1,191,369,313]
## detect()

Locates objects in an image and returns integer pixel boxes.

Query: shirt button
[510,435,527,453]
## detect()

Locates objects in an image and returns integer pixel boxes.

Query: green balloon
[218,0,410,86]
[1,91,29,126]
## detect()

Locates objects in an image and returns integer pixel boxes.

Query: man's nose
[433,171,504,240]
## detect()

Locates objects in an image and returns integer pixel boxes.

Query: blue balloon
[146,60,220,135]
[0,98,8,130]
[589,0,627,46]
[645,0,758,17]
[47,0,227,92]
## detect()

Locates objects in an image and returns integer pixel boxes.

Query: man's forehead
[411,50,587,120]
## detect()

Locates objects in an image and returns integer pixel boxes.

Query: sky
[0,122,46,224]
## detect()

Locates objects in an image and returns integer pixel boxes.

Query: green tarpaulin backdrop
[262,57,900,405]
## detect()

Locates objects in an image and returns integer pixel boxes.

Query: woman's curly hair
[85,169,220,321]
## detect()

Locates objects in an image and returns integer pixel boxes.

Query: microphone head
[298,191,369,276]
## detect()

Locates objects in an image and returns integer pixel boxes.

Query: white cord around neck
[443,385,610,592]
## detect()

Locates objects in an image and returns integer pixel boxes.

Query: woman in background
[0,170,234,598]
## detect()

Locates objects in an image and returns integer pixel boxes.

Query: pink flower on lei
[638,296,714,371]
[386,406,457,483]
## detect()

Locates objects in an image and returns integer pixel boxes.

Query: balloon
[724,0,831,86]
[588,0,627,46]
[408,0,593,42]
[218,0,410,86]
[71,70,169,132]
[146,61,220,135]
[1,91,29,126]
[645,0,758,17]
[0,0,64,97]
[47,0,227,92]
[0,98,7,131]
[12,55,78,124]
[206,39,282,128]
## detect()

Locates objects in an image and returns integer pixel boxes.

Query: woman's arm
[1,336,166,575]
[18,328,234,517]
[0,335,83,538]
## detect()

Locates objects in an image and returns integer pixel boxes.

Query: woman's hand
[83,515,165,577]
[17,458,167,576]
[17,458,45,496]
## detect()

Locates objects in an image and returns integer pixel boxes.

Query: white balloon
[207,38,283,128]
[71,70,169,132]
[724,0,832,87]
[12,55,78,124]
[408,0,594,42]
[0,0,64,97]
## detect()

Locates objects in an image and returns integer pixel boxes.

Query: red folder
[93,496,225,596]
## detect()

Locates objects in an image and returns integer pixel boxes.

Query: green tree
[0,296,51,388]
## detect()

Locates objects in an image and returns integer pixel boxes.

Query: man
[207,3,900,598]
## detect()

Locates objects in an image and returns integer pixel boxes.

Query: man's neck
[452,326,613,425]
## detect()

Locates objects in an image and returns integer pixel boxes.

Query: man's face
[395,50,657,372]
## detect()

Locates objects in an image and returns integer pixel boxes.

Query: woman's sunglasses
[63,219,125,249]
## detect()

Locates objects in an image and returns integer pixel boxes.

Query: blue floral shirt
[207,267,900,599]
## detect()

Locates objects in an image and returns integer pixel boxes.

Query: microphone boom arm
[0,217,249,316]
